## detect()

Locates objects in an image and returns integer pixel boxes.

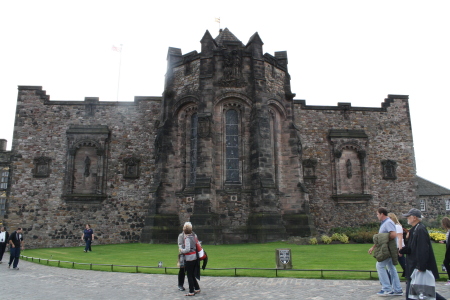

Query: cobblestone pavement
[1,260,450,300]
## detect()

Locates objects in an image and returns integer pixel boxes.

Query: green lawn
[21,242,447,280]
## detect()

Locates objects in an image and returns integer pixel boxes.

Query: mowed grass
[21,242,447,280]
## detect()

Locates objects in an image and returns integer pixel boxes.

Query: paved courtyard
[2,260,450,299]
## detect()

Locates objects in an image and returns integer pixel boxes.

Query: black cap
[402,208,423,218]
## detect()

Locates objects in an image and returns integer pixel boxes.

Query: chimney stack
[0,139,7,151]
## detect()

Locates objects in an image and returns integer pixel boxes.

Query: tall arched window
[189,113,198,185]
[269,110,279,187]
[225,109,239,183]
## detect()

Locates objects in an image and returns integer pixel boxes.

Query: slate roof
[417,176,450,196]
[215,28,244,47]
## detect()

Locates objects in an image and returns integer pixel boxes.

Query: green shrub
[347,230,377,243]
[338,234,349,244]
[331,233,341,241]
[422,215,450,229]
[321,235,332,244]
[309,237,318,245]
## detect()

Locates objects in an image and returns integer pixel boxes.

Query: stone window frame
[177,104,198,188]
[0,196,5,216]
[222,102,245,185]
[381,159,397,180]
[63,125,110,203]
[32,156,52,178]
[445,199,450,211]
[329,129,372,204]
[268,103,287,189]
[0,164,9,189]
[225,108,240,183]
[123,157,141,179]
[189,113,199,185]
[420,199,426,211]
[302,158,318,181]
[213,95,252,189]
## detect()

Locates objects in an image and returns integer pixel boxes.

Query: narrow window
[189,113,198,185]
[225,109,239,183]
[446,199,450,211]
[420,199,426,211]
[0,170,8,189]
[0,197,5,216]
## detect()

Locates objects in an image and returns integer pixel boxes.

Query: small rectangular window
[0,171,8,189]
[420,199,426,211]
[446,199,450,211]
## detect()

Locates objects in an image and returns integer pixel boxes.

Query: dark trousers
[0,242,6,261]
[9,246,20,268]
[444,258,450,280]
[178,267,186,286]
[406,278,446,300]
[185,260,200,294]
[84,239,92,252]
[398,255,406,277]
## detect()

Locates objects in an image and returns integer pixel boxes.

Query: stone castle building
[1,28,446,248]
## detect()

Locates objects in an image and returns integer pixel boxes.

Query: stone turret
[141,28,314,244]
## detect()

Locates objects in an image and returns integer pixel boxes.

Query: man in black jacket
[8,227,24,270]
[0,226,9,263]
[400,208,446,300]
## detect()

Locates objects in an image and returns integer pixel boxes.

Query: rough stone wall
[295,96,417,231]
[172,60,201,95]
[421,195,450,219]
[0,149,12,217]
[6,86,161,248]
[5,30,423,246]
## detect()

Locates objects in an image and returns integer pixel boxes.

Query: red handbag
[196,238,207,261]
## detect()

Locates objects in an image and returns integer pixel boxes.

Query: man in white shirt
[0,226,9,263]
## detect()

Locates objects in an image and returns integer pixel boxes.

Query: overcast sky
[1,0,449,189]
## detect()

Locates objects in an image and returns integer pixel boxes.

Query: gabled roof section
[417,176,450,196]
[215,28,244,47]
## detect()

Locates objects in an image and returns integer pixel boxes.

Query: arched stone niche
[63,125,110,203]
[329,129,372,203]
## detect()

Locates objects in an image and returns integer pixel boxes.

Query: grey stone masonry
[2,29,424,248]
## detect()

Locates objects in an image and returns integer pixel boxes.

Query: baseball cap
[402,208,423,218]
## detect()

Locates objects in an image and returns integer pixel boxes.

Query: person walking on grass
[81,224,94,253]
[8,227,24,270]
[440,217,450,286]
[368,207,403,297]
[399,208,446,300]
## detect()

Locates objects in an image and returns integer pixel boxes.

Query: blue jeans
[376,257,402,293]
[84,239,92,252]
[9,246,21,268]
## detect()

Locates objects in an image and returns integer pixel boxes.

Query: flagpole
[116,44,123,101]
[215,17,220,31]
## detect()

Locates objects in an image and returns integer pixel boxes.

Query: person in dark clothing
[399,208,446,300]
[8,227,24,270]
[440,217,450,285]
[0,226,10,263]
[81,224,94,252]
